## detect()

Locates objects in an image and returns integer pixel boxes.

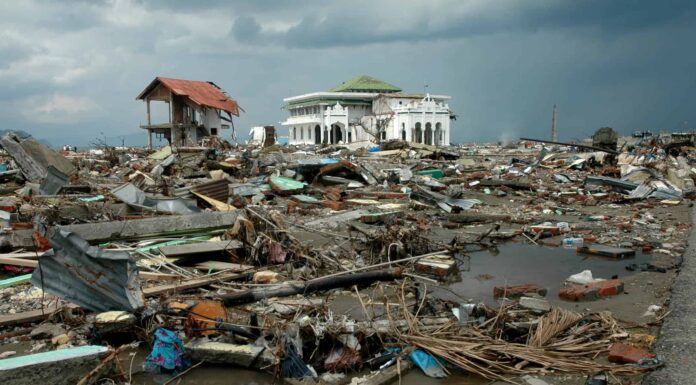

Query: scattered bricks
[360,211,403,225]
[323,187,343,201]
[319,160,358,175]
[32,230,51,251]
[287,200,298,214]
[322,200,343,211]
[608,343,655,363]
[583,235,597,243]
[493,284,547,299]
[616,222,633,232]
[559,279,624,301]
[529,226,560,236]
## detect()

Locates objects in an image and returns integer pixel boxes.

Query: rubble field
[0,131,693,385]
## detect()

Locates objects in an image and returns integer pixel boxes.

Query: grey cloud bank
[0,0,694,146]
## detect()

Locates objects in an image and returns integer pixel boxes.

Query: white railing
[282,114,322,125]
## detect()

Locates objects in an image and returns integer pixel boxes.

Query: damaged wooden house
[137,77,242,148]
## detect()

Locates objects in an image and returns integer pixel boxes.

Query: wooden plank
[139,271,179,280]
[0,274,32,289]
[0,309,54,326]
[0,252,40,259]
[143,272,244,297]
[0,257,177,281]
[0,257,37,268]
[159,240,243,258]
[194,261,254,272]
[577,245,636,258]
[58,211,239,244]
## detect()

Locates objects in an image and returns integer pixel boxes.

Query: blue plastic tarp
[410,349,447,378]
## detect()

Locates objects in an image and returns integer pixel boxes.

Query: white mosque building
[281,75,454,146]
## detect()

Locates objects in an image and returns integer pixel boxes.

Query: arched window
[293,127,297,140]
[425,123,432,145]
[300,127,304,140]
[414,122,422,143]
[401,123,406,140]
[435,122,442,146]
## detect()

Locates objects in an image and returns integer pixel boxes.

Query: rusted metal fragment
[30,229,144,312]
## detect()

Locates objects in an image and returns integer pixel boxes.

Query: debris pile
[0,130,692,384]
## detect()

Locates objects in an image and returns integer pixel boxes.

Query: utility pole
[551,104,558,142]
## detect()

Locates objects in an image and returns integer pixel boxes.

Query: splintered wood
[391,284,648,383]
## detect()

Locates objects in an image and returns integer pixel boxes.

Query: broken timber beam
[0,309,55,327]
[143,272,245,297]
[0,257,177,280]
[519,137,619,155]
[448,213,510,224]
[477,179,532,190]
[220,268,402,306]
[11,211,240,245]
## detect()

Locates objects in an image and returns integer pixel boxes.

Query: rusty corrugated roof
[191,178,230,202]
[137,77,240,116]
[31,228,144,312]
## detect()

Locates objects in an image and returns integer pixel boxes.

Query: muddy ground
[0,183,690,385]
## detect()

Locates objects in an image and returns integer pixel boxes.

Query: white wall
[200,108,221,131]
[284,95,453,146]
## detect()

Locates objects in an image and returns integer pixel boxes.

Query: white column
[445,120,450,145]
[431,124,435,146]
[327,106,332,144]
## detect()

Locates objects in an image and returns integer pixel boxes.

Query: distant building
[136,77,241,148]
[281,75,454,146]
[248,126,277,147]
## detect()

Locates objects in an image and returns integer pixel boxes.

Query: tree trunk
[220,268,402,306]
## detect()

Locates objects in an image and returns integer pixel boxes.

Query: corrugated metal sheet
[30,229,144,312]
[191,178,230,202]
[39,166,68,195]
[137,77,240,116]
[111,183,201,215]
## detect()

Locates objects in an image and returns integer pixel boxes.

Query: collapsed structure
[0,127,693,384]
[137,77,241,149]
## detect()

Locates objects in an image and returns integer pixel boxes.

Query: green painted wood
[0,274,32,289]
[0,345,109,370]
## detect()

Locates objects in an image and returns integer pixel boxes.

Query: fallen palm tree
[390,284,652,383]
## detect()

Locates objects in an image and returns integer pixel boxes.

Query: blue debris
[145,328,191,373]
[410,349,447,378]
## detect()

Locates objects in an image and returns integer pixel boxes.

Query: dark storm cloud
[230,0,696,48]
[231,15,263,41]
[1,0,695,146]
[139,0,311,13]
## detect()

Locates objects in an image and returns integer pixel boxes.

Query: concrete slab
[643,205,696,384]
[0,345,109,385]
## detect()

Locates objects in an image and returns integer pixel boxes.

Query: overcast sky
[1,0,694,146]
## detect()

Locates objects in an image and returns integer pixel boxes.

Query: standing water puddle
[435,243,652,305]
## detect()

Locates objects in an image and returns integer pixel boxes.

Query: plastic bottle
[562,237,584,248]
